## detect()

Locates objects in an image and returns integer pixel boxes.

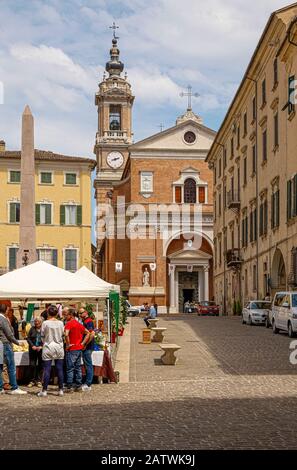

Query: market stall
[0,261,119,383]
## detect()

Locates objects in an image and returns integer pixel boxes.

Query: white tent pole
[107,299,111,354]
[96,301,99,329]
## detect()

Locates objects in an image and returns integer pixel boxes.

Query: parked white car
[271,291,297,337]
[125,300,141,317]
[242,300,271,326]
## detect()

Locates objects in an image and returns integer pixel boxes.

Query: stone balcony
[225,249,243,268]
[227,190,241,210]
[96,131,132,145]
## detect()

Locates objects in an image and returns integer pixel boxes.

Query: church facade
[94,35,216,313]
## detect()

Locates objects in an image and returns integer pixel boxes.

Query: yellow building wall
[0,159,93,272]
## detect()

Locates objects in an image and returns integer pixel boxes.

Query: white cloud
[0,0,294,154]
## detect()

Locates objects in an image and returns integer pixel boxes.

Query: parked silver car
[271,292,297,337]
[242,301,271,326]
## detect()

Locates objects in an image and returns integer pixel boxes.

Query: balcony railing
[225,249,242,267]
[227,190,241,209]
[96,131,132,144]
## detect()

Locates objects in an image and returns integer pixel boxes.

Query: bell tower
[94,25,134,185]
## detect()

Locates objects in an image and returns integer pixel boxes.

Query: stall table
[14,350,116,383]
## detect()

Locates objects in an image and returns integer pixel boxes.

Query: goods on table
[13,341,29,352]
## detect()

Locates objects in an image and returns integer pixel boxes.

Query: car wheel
[288,322,295,338]
[265,318,270,328]
[242,316,246,324]
[272,320,279,334]
[247,315,252,326]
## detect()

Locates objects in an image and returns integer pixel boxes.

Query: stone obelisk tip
[23,105,32,115]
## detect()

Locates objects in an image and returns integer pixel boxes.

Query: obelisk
[17,105,37,268]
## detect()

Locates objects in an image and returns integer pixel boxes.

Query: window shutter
[199,187,205,204]
[45,204,51,225]
[271,194,274,229]
[175,186,181,203]
[264,200,268,234]
[76,205,82,225]
[10,203,16,223]
[288,75,295,115]
[259,204,263,236]
[9,247,17,271]
[52,249,58,267]
[250,212,253,243]
[287,180,292,221]
[275,190,279,227]
[35,204,40,225]
[254,209,258,241]
[294,175,297,217]
[60,205,65,225]
[242,219,244,247]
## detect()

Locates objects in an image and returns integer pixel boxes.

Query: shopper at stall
[38,305,65,397]
[80,309,95,391]
[27,317,43,388]
[0,303,27,395]
[6,308,19,340]
[64,309,90,392]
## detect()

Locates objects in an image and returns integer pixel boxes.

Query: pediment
[130,119,216,152]
[168,249,212,261]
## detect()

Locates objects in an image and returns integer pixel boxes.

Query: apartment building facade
[206,3,297,314]
[0,143,96,274]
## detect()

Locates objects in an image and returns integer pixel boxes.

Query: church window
[184,131,196,144]
[184,178,196,203]
[109,105,121,130]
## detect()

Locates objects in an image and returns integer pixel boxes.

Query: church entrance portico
[168,249,212,313]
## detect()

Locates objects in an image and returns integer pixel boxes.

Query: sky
[0,0,293,158]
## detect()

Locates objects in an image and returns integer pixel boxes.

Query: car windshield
[292,294,297,308]
[200,301,216,307]
[250,302,271,309]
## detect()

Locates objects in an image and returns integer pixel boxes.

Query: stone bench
[147,318,159,329]
[151,327,167,343]
[159,344,181,365]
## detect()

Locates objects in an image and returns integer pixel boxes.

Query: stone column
[17,105,37,268]
[198,269,203,301]
[204,265,209,301]
[169,264,176,313]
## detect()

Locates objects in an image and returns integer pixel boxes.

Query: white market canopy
[0,261,118,300]
[74,266,120,295]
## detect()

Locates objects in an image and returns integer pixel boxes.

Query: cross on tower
[109,21,119,39]
[180,85,199,111]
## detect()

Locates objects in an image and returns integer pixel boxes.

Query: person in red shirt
[64,309,90,392]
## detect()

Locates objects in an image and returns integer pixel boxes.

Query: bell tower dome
[94,25,134,184]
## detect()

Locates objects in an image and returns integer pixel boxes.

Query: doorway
[183,289,194,303]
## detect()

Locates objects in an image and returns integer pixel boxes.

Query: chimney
[0,140,5,151]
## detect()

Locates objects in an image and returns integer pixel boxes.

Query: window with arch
[184,178,197,203]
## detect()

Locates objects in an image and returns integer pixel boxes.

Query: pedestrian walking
[64,309,90,392]
[38,305,65,397]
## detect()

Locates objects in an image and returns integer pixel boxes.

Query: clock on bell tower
[93,26,134,187]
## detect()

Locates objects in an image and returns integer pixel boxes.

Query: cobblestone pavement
[1,316,297,450]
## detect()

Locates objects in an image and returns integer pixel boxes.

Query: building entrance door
[178,271,199,312]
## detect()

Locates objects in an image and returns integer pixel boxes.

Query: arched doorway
[271,248,287,293]
[166,233,213,313]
